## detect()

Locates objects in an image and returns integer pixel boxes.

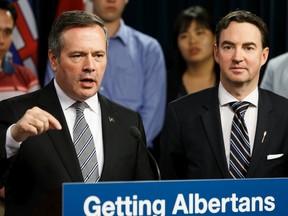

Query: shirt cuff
[6,124,21,158]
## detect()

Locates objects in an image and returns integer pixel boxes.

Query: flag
[9,0,38,76]
[44,0,85,85]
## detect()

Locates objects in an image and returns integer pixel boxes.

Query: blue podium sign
[63,178,288,215]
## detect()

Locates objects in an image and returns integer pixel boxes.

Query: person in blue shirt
[260,52,288,99]
[90,0,167,150]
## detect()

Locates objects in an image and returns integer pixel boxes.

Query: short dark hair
[48,10,108,59]
[0,0,17,26]
[173,6,215,48]
[215,10,269,49]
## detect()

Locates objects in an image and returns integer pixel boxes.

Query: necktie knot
[229,101,250,118]
[74,101,86,114]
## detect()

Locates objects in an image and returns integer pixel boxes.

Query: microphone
[129,126,161,180]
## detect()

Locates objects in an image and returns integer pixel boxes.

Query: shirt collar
[54,79,100,114]
[218,82,258,107]
[110,19,128,45]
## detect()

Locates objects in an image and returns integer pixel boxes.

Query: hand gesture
[10,107,62,142]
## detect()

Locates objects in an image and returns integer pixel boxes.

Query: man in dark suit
[160,10,288,180]
[0,10,154,215]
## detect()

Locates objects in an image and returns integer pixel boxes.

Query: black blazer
[160,85,288,180]
[0,81,154,215]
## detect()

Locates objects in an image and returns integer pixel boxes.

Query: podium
[63,178,288,215]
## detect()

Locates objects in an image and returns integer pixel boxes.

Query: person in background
[160,10,288,180]
[0,0,40,101]
[0,1,40,214]
[0,10,154,215]
[260,52,288,98]
[167,5,219,103]
[90,0,167,151]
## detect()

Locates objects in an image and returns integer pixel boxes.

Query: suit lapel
[97,94,118,180]
[38,82,83,181]
[201,87,230,177]
[247,90,275,177]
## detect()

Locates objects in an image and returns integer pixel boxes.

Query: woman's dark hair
[0,0,17,26]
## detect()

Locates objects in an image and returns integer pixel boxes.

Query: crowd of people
[0,0,288,215]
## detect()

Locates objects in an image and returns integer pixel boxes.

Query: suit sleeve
[159,103,187,180]
[0,100,17,187]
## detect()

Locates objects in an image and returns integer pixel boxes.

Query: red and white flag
[10,0,38,76]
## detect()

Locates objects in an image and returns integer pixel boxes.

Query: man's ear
[261,47,269,67]
[214,44,219,64]
[48,50,57,71]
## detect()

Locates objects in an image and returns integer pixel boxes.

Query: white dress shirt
[55,80,104,175]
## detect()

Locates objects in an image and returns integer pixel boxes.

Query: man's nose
[83,55,96,72]
[232,48,244,63]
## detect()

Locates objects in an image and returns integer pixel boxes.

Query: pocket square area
[267,154,284,160]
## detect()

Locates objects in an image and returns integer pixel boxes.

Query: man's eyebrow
[221,41,257,47]
[68,50,106,55]
[221,40,234,46]
[242,42,257,47]
[69,51,85,54]
[95,49,106,53]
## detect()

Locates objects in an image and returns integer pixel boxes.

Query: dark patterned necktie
[229,101,251,179]
[73,102,99,182]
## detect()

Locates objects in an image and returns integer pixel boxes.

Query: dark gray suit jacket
[160,85,288,180]
[0,81,154,215]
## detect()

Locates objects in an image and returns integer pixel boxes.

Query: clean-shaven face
[49,25,107,101]
[214,21,269,90]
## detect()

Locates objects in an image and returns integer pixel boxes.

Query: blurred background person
[90,0,167,152]
[260,52,288,99]
[0,0,40,101]
[167,5,219,103]
[0,1,40,214]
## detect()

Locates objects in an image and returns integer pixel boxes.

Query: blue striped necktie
[229,101,251,179]
[73,102,99,182]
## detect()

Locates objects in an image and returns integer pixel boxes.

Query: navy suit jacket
[160,85,288,180]
[0,81,154,215]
